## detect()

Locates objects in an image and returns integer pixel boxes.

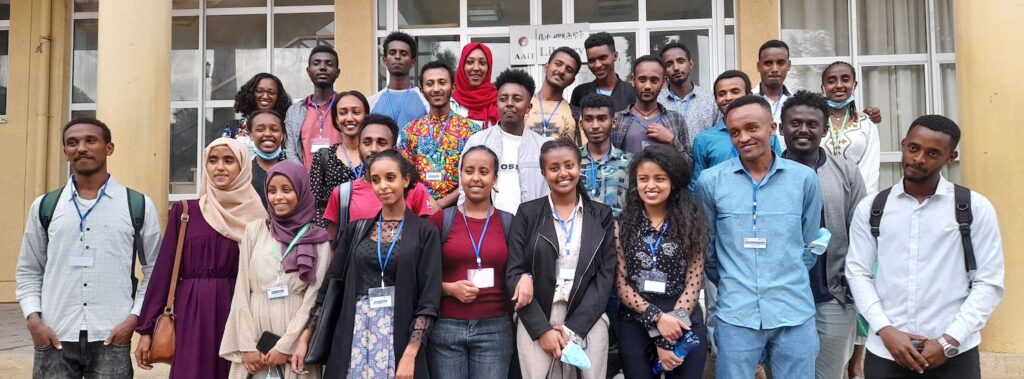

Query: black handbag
[305,219,369,364]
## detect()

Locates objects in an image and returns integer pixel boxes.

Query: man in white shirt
[846,115,1004,379]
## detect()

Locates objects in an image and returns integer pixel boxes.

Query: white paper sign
[511,24,590,65]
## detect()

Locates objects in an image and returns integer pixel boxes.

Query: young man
[368,31,430,129]
[610,55,690,155]
[569,32,636,112]
[696,95,823,378]
[17,118,162,378]
[780,91,867,379]
[398,61,480,212]
[463,69,550,215]
[658,42,718,143]
[578,93,633,217]
[285,45,343,170]
[525,47,583,144]
[846,115,1004,379]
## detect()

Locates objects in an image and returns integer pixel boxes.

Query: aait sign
[511,23,590,66]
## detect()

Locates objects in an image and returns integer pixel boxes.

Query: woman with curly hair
[615,143,708,378]
[222,73,293,148]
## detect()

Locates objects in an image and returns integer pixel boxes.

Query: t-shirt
[300,95,345,171]
[525,97,583,145]
[428,209,509,320]
[322,178,434,224]
[368,88,430,130]
[493,129,522,215]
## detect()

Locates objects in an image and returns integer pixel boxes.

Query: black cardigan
[505,196,617,340]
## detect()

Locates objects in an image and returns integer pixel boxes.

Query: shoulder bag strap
[164,200,190,313]
[868,187,893,238]
[953,184,976,272]
[441,206,457,243]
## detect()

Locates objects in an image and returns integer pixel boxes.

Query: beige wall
[335,0,376,94]
[735,0,780,81]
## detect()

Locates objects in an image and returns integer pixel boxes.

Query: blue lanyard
[646,221,670,271]
[552,204,578,256]
[742,158,776,232]
[71,175,111,240]
[384,89,412,123]
[277,223,312,262]
[536,96,563,135]
[587,150,607,197]
[770,92,784,120]
[629,113,664,129]
[310,93,336,137]
[376,215,406,286]
[338,144,362,177]
[461,206,493,269]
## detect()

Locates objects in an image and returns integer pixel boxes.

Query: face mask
[253,146,283,160]
[826,96,856,110]
[808,227,832,256]
[560,341,592,369]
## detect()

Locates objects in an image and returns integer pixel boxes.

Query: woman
[310,91,370,226]
[250,110,288,208]
[426,146,515,378]
[135,138,267,378]
[220,160,331,378]
[294,150,441,378]
[614,144,708,378]
[506,138,616,379]
[451,43,499,128]
[223,73,293,147]
[820,61,881,192]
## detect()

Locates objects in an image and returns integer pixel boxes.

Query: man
[579,93,632,216]
[847,115,1004,379]
[780,91,867,379]
[610,55,690,156]
[368,31,430,129]
[658,42,718,143]
[696,95,823,378]
[570,32,637,112]
[285,45,343,170]
[17,118,162,378]
[463,69,550,215]
[398,60,480,212]
[525,47,583,144]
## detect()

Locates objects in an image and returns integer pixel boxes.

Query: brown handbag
[149,200,189,364]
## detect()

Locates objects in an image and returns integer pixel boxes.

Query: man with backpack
[846,115,1005,379]
[16,118,162,378]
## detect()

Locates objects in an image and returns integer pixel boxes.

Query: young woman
[223,73,293,145]
[506,138,616,379]
[310,91,370,226]
[220,160,331,379]
[820,61,881,192]
[614,144,708,379]
[294,150,441,378]
[249,110,288,208]
[426,146,515,378]
[135,138,267,378]
[451,43,499,128]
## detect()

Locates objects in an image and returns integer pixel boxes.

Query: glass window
[208,0,266,8]
[542,0,562,24]
[785,64,827,95]
[650,29,711,87]
[470,37,512,79]
[647,0,711,21]
[725,25,736,69]
[71,110,97,120]
[205,14,268,101]
[861,65,926,151]
[935,0,955,53]
[857,0,927,55]
[575,32,636,83]
[780,0,850,57]
[469,0,529,27]
[276,0,333,5]
[379,0,386,30]
[169,107,199,195]
[171,17,201,102]
[274,13,335,98]
[206,107,239,144]
[725,0,734,18]
[1,29,8,117]
[399,0,459,28]
[75,1,99,12]
[72,19,99,104]
[173,0,201,9]
[940,63,957,122]
[0,2,9,19]
[575,0,638,23]
[415,35,461,81]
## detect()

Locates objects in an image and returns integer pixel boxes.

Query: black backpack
[440,206,513,243]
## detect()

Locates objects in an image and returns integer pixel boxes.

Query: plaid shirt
[611,103,691,157]
[580,145,633,216]
[399,112,480,199]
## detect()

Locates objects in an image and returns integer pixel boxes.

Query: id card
[70,255,95,267]
[468,268,495,288]
[265,282,289,299]
[640,270,667,294]
[310,137,330,152]
[558,268,576,282]
[368,286,395,309]
[743,237,767,250]
[425,171,444,181]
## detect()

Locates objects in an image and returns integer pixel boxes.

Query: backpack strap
[868,187,893,238]
[337,181,353,227]
[126,188,147,266]
[441,207,458,243]
[954,185,976,272]
[498,210,514,240]
[39,186,66,234]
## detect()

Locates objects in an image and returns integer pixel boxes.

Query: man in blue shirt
[696,95,823,379]
[368,31,430,129]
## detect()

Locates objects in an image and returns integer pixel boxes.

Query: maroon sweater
[429,210,510,319]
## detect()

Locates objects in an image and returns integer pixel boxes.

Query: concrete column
[335,0,376,94]
[95,0,171,221]
[735,0,780,78]
[954,0,1024,355]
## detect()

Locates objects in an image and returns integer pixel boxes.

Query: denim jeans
[714,316,818,379]
[814,300,857,379]
[428,316,515,379]
[33,331,133,379]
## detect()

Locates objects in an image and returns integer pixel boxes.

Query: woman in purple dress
[134,138,268,378]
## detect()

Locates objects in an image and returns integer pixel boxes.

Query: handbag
[149,200,190,364]
[305,219,369,364]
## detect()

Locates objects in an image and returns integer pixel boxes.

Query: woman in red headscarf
[451,43,499,129]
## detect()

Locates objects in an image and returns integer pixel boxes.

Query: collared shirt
[570,75,638,112]
[580,145,633,216]
[611,103,691,156]
[689,119,784,190]
[300,94,346,171]
[549,196,585,303]
[846,176,1005,361]
[696,155,823,330]
[753,84,792,125]
[16,177,162,342]
[368,87,430,130]
[658,83,719,144]
[398,111,481,200]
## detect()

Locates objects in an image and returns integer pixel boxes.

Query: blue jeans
[714,317,818,379]
[428,316,515,379]
[33,331,133,379]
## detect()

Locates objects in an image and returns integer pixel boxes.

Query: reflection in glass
[469,0,529,27]
[274,13,335,98]
[785,64,827,95]
[379,0,386,30]
[1,3,9,19]
[542,0,562,24]
[206,14,268,101]
[379,35,460,90]
[208,0,266,8]
[470,37,512,81]
[575,0,638,23]
[857,0,926,55]
[71,110,97,120]
[650,29,711,87]
[171,17,200,102]
[780,0,849,57]
[861,65,926,151]
[74,1,99,12]
[940,64,957,123]
[169,108,199,195]
[935,0,955,53]
[72,19,99,104]
[725,25,736,69]
[1,30,7,115]
[399,0,459,28]
[276,0,333,5]
[647,0,711,21]
[725,0,734,18]
[575,33,635,84]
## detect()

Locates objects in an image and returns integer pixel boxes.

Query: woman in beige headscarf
[135,138,267,379]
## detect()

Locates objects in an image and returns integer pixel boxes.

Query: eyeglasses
[255,89,278,97]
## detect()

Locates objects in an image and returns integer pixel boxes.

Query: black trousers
[617,296,707,379]
[864,347,980,379]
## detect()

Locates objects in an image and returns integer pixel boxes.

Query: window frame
[1,15,10,122]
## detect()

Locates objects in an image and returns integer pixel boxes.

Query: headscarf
[452,42,500,127]
[199,138,267,242]
[265,160,330,284]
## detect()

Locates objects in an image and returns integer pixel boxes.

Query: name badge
[468,268,494,289]
[70,256,95,267]
[265,282,289,299]
[558,268,576,282]
[368,286,395,309]
[640,270,667,294]
[310,137,330,152]
[743,237,768,250]
[425,171,444,181]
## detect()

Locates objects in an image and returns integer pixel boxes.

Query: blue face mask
[560,342,592,369]
[253,146,283,160]
[826,96,856,110]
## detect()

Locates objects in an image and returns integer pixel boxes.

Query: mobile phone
[911,340,925,352]
[256,331,281,354]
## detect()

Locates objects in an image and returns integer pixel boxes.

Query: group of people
[16,32,1004,379]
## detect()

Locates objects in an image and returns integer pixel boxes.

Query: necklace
[634,106,660,120]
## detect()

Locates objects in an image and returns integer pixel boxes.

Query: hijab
[199,138,267,242]
[265,161,330,284]
[452,42,499,127]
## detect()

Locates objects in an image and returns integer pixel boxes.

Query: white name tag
[743,237,768,250]
[559,268,576,282]
[641,270,667,294]
[468,268,495,288]
[70,256,94,267]
[310,137,330,152]
[368,286,395,309]
[425,171,444,181]
[266,284,289,299]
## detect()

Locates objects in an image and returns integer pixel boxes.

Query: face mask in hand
[560,341,592,369]
[808,227,832,256]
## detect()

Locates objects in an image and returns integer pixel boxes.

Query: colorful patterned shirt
[580,145,633,216]
[399,112,481,200]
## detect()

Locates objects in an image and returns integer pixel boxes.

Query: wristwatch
[938,337,959,358]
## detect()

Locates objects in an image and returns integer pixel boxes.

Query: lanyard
[742,158,776,232]
[629,113,664,129]
[827,109,851,156]
[428,112,454,143]
[310,93,336,138]
[384,89,413,123]
[552,204,579,256]
[671,90,693,118]
[71,175,111,241]
[461,206,493,269]
[587,150,607,197]
[646,221,670,271]
[338,144,363,177]
[274,223,311,262]
[376,215,406,287]
[536,96,563,135]
[769,92,784,120]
